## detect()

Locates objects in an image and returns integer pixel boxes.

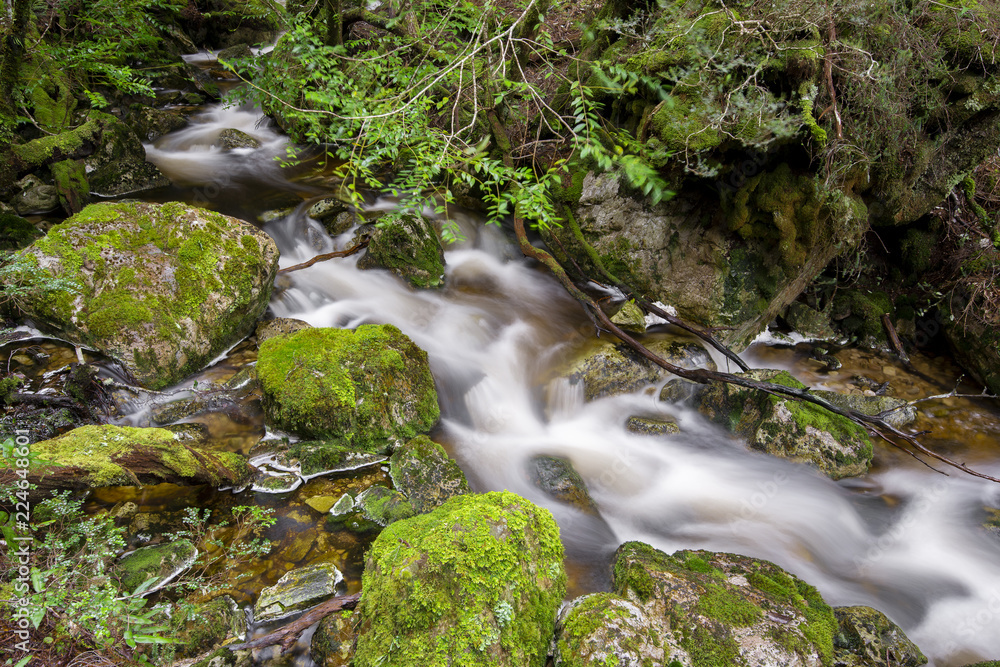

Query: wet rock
[610,299,647,334]
[554,334,714,401]
[833,605,927,667]
[255,563,345,622]
[150,595,243,663]
[527,455,598,516]
[282,440,388,477]
[256,317,312,344]
[389,435,469,513]
[311,609,356,667]
[307,197,349,223]
[330,493,355,516]
[784,301,838,339]
[217,43,254,61]
[257,325,440,451]
[129,106,188,142]
[12,180,59,215]
[608,541,839,666]
[13,202,279,389]
[696,369,874,479]
[355,485,415,526]
[810,390,916,428]
[354,491,566,667]
[305,495,340,513]
[160,422,212,444]
[116,540,196,595]
[2,425,252,496]
[252,469,301,493]
[625,415,680,436]
[324,211,359,237]
[357,213,446,289]
[217,128,261,150]
[85,115,171,196]
[983,507,1000,539]
[0,212,41,250]
[258,206,296,223]
[50,159,89,215]
[554,592,665,666]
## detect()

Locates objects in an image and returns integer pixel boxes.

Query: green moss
[650,95,723,153]
[798,83,828,147]
[355,491,566,667]
[697,584,762,627]
[0,213,41,251]
[4,425,251,487]
[257,325,440,449]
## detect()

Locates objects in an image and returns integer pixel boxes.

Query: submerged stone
[696,369,874,479]
[257,325,440,451]
[13,201,279,389]
[389,435,469,513]
[217,128,261,150]
[625,415,681,436]
[355,491,566,667]
[554,334,714,401]
[255,563,345,622]
[833,605,926,667]
[116,540,197,595]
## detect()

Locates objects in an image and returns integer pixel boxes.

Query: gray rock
[217,128,261,150]
[357,213,446,289]
[255,563,345,622]
[85,117,171,196]
[554,334,714,401]
[527,455,599,516]
[307,197,349,223]
[389,435,469,513]
[625,415,680,435]
[129,106,188,142]
[13,183,59,214]
[785,301,838,339]
[833,605,927,667]
[217,43,254,60]
[256,317,312,344]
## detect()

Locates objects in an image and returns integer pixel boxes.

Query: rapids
[140,97,1000,666]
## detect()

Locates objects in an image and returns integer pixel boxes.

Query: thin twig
[277,240,369,274]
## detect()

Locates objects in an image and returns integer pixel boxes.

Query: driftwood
[511,214,1000,483]
[225,592,361,653]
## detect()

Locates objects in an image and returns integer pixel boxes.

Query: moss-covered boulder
[833,606,926,667]
[357,213,446,289]
[355,484,415,526]
[217,128,261,150]
[115,540,197,595]
[809,390,915,429]
[0,425,252,496]
[82,114,171,196]
[0,212,41,250]
[695,369,874,479]
[50,159,89,215]
[354,491,566,667]
[606,541,838,667]
[255,563,345,622]
[553,333,714,401]
[389,435,470,513]
[13,201,279,389]
[257,325,440,451]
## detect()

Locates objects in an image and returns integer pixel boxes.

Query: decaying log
[225,592,361,653]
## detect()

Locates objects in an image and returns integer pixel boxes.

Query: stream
[20,88,1000,664]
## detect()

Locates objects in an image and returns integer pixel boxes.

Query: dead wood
[225,592,361,653]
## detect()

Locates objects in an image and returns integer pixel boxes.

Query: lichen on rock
[13,201,279,389]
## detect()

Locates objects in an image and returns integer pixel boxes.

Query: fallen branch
[881,313,911,365]
[225,592,361,653]
[512,214,1000,483]
[277,240,369,274]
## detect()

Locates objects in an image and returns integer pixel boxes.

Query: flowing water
[83,93,1000,664]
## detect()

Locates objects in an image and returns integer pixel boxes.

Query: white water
[149,100,1000,666]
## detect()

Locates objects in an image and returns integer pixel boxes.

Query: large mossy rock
[357,213,446,289]
[257,325,440,451]
[116,540,197,594]
[354,491,566,667]
[573,541,841,667]
[833,606,926,667]
[389,435,469,513]
[13,201,279,389]
[0,425,252,496]
[694,369,874,479]
[553,333,714,401]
